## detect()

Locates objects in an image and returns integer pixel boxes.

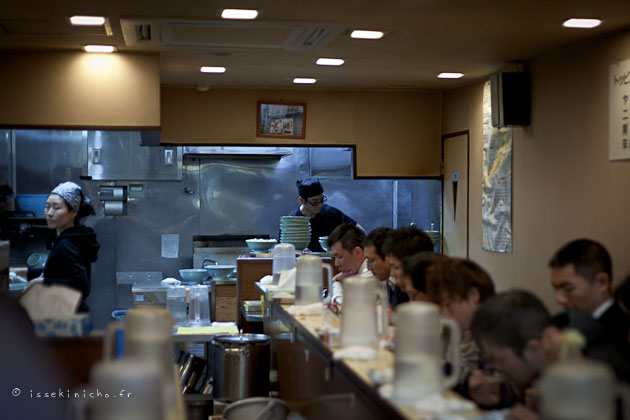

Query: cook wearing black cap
[288,178,358,252]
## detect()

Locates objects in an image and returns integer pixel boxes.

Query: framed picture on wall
[257,101,306,139]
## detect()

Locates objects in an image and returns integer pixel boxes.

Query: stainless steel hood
[183,146,292,158]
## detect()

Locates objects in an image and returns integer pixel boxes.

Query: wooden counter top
[271,302,414,419]
[270,301,481,420]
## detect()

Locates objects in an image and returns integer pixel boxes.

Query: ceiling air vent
[285,24,345,50]
[121,19,162,47]
[121,18,345,51]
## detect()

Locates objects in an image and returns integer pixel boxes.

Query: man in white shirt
[549,238,630,355]
[326,223,377,306]
[363,227,410,310]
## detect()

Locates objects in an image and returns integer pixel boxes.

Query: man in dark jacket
[549,238,630,358]
[287,178,358,252]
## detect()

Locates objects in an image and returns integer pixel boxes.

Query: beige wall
[442,29,630,311]
[0,51,160,128]
[161,87,442,177]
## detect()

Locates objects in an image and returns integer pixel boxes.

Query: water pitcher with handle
[393,301,461,405]
[340,275,388,349]
[295,254,333,306]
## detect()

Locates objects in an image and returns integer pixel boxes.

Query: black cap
[296,178,324,199]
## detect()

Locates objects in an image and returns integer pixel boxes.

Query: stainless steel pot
[212,333,271,403]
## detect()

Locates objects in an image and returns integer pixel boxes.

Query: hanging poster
[609,59,630,160]
[482,81,513,253]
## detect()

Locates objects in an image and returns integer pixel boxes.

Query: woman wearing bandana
[41,182,100,312]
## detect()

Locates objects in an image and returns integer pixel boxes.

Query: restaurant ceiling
[1,0,630,91]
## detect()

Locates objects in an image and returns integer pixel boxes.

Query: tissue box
[33,313,92,337]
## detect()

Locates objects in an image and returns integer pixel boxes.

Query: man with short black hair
[287,178,357,252]
[383,226,434,294]
[363,227,409,309]
[472,289,630,418]
[326,223,377,305]
[548,238,630,355]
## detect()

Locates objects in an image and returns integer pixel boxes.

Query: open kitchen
[2,2,630,420]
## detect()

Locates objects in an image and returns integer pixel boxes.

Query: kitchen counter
[266,298,481,420]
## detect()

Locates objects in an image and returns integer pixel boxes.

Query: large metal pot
[212,333,271,403]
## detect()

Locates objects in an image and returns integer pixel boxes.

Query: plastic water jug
[272,243,296,286]
[393,301,461,405]
[295,254,333,305]
[340,275,388,349]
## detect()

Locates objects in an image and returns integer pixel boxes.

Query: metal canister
[211,333,271,403]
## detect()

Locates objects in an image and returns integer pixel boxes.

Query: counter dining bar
[260,286,481,420]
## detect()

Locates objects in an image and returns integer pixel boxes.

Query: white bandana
[50,182,84,212]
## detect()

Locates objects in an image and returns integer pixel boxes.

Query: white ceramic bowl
[206,265,235,280]
[246,239,277,252]
[179,269,208,284]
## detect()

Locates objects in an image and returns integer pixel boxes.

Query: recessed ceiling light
[316,58,345,66]
[438,72,464,79]
[293,78,317,84]
[200,66,226,73]
[220,9,259,20]
[562,18,601,29]
[83,45,115,53]
[70,15,106,26]
[350,30,384,40]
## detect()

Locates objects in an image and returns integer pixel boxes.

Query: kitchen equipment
[272,243,296,286]
[295,254,333,306]
[167,285,187,326]
[26,252,48,280]
[246,238,278,253]
[318,236,330,252]
[185,394,214,420]
[205,264,235,280]
[103,306,186,420]
[393,301,461,405]
[179,352,208,393]
[340,275,388,349]
[279,216,311,251]
[179,268,208,284]
[212,333,271,403]
[132,284,167,307]
[188,285,211,326]
[15,194,47,215]
[223,397,289,420]
[537,359,625,420]
[193,234,268,270]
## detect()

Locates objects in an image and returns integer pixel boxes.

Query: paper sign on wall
[609,59,630,160]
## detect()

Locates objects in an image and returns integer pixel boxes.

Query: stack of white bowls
[279,216,311,251]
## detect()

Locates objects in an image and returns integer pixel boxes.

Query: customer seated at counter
[382,226,434,294]
[422,257,518,408]
[326,223,377,306]
[549,238,630,356]
[287,178,359,252]
[471,290,630,420]
[363,227,408,310]
[401,251,446,302]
